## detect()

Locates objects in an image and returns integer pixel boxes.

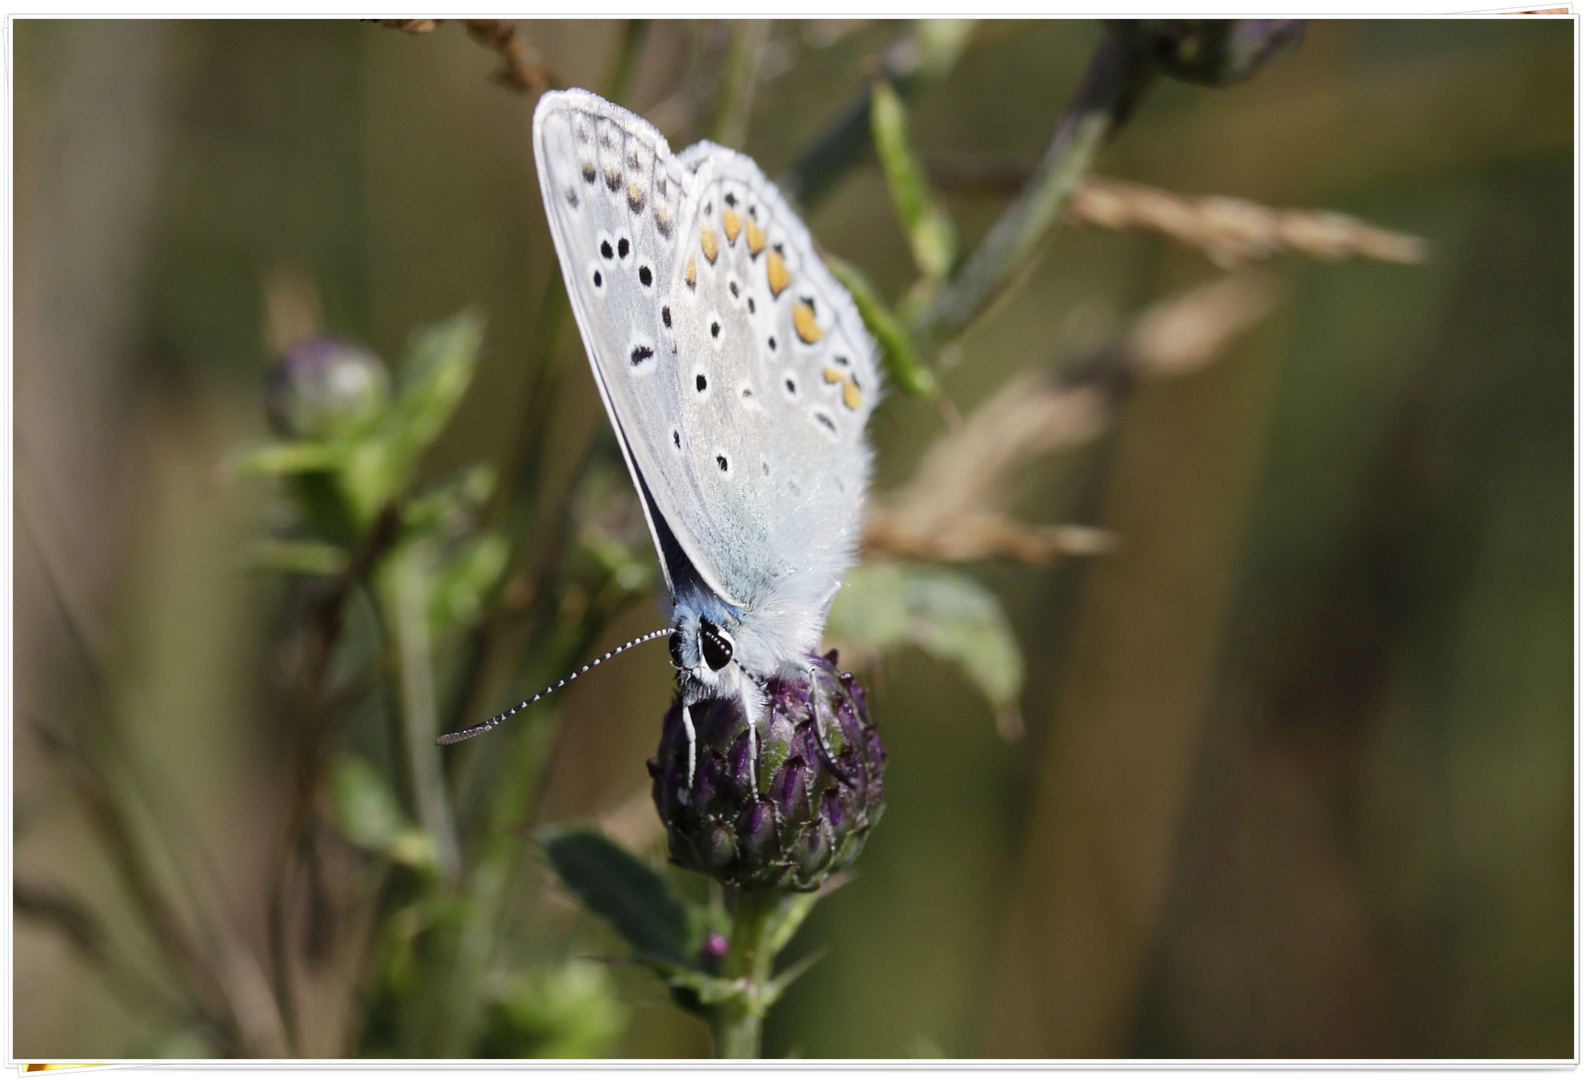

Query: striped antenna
[436,628,671,746]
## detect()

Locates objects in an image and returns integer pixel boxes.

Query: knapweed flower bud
[649,652,886,892]
[265,335,390,439]
[1114,20,1307,87]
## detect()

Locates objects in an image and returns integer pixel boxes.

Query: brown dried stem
[929,158,1426,268]
[377,19,436,35]
[1070,177,1427,268]
[463,19,555,95]
[376,19,556,95]
[866,272,1278,565]
[15,878,198,1030]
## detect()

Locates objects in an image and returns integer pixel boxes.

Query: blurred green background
[13,18,1571,1059]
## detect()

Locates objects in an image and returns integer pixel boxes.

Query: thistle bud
[265,335,390,439]
[1114,20,1307,87]
[649,652,886,892]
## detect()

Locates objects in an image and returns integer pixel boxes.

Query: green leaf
[241,538,349,576]
[479,961,628,1059]
[227,440,347,478]
[828,560,1024,721]
[763,947,827,1006]
[763,890,820,959]
[429,531,510,630]
[330,754,439,872]
[823,254,940,398]
[332,754,407,850]
[542,826,690,964]
[908,20,979,82]
[870,80,958,284]
[665,969,745,1008]
[350,310,486,520]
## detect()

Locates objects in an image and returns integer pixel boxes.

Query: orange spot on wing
[722,209,742,244]
[823,366,844,384]
[766,250,790,297]
[793,300,822,344]
[685,254,697,289]
[842,377,863,411]
[700,227,718,264]
[747,221,765,256]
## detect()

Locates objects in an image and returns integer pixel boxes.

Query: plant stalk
[910,31,1154,352]
[378,541,462,882]
[711,888,783,1058]
[709,19,771,150]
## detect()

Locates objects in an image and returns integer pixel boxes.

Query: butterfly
[453,88,878,773]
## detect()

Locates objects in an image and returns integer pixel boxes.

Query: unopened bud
[649,652,886,892]
[265,336,389,439]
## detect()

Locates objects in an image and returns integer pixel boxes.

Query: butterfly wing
[533,90,878,667]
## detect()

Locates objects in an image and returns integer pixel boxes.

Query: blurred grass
[14,17,1572,1060]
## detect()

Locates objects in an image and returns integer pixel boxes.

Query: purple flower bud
[265,335,389,439]
[648,653,886,891]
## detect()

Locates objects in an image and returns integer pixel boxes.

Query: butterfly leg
[681,701,697,789]
[737,679,763,788]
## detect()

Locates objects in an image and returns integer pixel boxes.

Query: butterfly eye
[668,628,686,669]
[699,618,733,672]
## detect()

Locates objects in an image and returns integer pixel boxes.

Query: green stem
[711,889,782,1058]
[603,20,650,106]
[781,20,979,210]
[378,542,461,882]
[709,20,771,150]
[910,31,1154,352]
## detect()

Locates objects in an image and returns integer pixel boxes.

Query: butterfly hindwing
[533,89,878,664]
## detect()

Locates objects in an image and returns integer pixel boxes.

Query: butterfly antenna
[436,628,671,746]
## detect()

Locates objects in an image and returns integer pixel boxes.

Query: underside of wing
[533,90,878,635]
